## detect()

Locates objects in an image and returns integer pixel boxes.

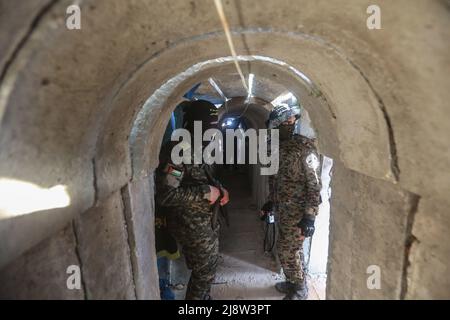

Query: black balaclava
[181,100,218,135]
[278,123,295,140]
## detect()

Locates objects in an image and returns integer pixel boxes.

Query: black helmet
[181,100,218,133]
[267,103,301,129]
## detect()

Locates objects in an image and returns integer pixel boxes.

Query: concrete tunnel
[0,0,449,300]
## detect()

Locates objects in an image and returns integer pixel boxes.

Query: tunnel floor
[211,168,284,300]
[170,168,325,300]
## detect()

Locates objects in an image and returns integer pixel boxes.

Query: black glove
[261,201,274,213]
[260,201,274,221]
[297,216,315,237]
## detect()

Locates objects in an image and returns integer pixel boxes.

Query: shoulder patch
[305,153,319,170]
[164,164,184,188]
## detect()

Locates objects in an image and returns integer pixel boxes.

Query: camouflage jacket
[155,141,220,215]
[268,135,322,218]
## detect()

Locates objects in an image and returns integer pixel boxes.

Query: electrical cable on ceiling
[213,0,249,95]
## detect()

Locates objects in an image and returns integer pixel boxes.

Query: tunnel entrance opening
[150,79,332,299]
[125,54,365,300]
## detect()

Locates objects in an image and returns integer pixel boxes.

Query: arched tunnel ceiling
[217,96,271,132]
[126,53,390,186]
[0,0,449,269]
[195,73,287,103]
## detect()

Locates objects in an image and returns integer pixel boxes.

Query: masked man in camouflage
[155,100,229,300]
[261,104,322,300]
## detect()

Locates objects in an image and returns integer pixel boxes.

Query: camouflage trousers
[167,209,219,300]
[276,204,306,284]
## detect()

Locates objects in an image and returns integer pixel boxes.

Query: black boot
[202,288,213,300]
[275,281,291,294]
[282,281,308,300]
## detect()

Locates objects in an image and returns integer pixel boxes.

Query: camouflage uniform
[155,141,220,300]
[269,134,321,284]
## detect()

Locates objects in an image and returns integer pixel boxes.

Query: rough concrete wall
[0,184,161,300]
[0,224,84,300]
[327,161,416,299]
[121,177,160,300]
[0,0,54,74]
[74,192,136,300]
[406,197,450,299]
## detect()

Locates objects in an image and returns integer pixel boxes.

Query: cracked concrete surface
[71,220,87,300]
[400,194,420,299]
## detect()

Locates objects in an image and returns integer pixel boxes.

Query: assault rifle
[202,165,229,229]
